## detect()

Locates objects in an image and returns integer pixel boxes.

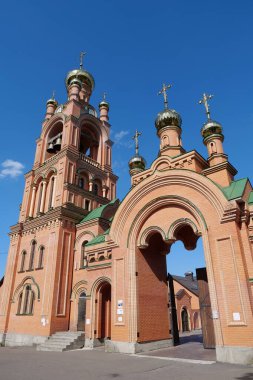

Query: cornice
[64,182,109,204]
[65,114,80,124]
[131,150,208,187]
[220,201,241,224]
[10,204,88,235]
[202,160,238,177]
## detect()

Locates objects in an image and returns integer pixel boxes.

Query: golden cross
[80,51,86,69]
[158,83,172,109]
[132,130,142,156]
[199,93,213,120]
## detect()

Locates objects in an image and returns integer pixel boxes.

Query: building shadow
[179,332,203,345]
[235,374,253,380]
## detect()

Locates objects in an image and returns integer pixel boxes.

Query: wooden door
[196,267,215,349]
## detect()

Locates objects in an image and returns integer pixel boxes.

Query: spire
[129,130,146,177]
[79,51,86,70]
[198,93,213,120]
[158,83,172,110]
[132,130,141,156]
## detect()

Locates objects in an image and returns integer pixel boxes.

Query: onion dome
[99,99,109,110]
[155,108,182,133]
[129,130,146,176]
[128,154,146,174]
[65,68,95,91]
[99,92,109,110]
[201,119,223,140]
[46,96,58,107]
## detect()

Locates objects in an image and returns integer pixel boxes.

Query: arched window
[36,182,43,215]
[80,241,88,268]
[48,177,55,210]
[17,285,35,315]
[98,255,105,261]
[93,183,98,195]
[23,285,31,314]
[37,246,44,269]
[210,141,217,154]
[20,251,27,272]
[28,241,36,270]
[79,178,84,189]
[29,291,35,314]
[17,292,23,315]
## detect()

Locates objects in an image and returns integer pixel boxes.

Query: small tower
[129,130,146,177]
[99,92,109,122]
[155,83,185,157]
[199,93,237,186]
[199,93,227,167]
[45,92,58,120]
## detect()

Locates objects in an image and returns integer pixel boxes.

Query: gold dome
[65,69,95,91]
[155,108,182,132]
[201,119,223,140]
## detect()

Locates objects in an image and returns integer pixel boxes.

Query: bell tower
[0,55,118,344]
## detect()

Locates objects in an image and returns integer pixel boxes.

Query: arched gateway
[0,63,252,365]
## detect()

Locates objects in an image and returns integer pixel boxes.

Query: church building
[0,59,253,365]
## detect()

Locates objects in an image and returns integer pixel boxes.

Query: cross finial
[132,130,142,156]
[158,83,172,109]
[80,51,86,69]
[199,93,213,120]
[52,90,55,100]
[103,91,107,101]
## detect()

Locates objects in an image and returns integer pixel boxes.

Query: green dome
[155,108,182,132]
[65,69,95,90]
[201,119,223,139]
[128,155,146,171]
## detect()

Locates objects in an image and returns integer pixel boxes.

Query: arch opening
[173,224,200,251]
[95,281,111,342]
[77,292,87,331]
[45,122,63,160]
[79,125,99,162]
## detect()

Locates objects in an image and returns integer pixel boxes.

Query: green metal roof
[80,199,118,224]
[248,191,253,205]
[86,229,110,246]
[221,178,248,201]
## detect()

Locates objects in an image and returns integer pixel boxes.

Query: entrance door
[100,283,111,340]
[181,308,189,332]
[77,292,86,331]
[196,267,215,349]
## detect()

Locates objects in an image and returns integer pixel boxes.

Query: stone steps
[37,331,85,352]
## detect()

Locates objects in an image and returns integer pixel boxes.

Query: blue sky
[0,0,252,278]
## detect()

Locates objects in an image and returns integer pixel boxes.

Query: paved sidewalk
[140,332,216,362]
[0,346,252,380]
